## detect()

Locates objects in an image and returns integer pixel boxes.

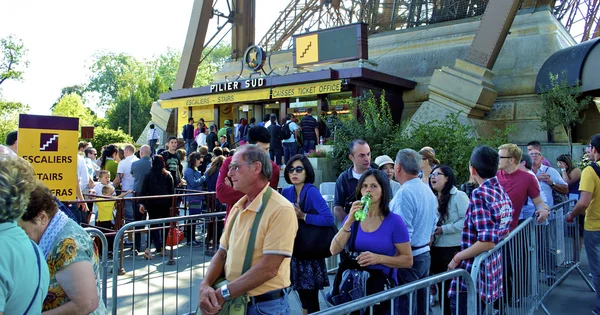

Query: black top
[199,154,212,174]
[206,132,218,152]
[161,151,181,187]
[140,171,174,211]
[268,124,283,149]
[182,124,195,141]
[300,115,318,141]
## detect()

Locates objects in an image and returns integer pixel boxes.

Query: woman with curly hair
[0,155,50,314]
[19,181,106,314]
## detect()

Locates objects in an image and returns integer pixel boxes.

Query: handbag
[196,188,273,315]
[166,226,185,247]
[293,186,338,260]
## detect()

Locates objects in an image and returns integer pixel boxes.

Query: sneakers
[187,240,202,247]
[430,294,437,306]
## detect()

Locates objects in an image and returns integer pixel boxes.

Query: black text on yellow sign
[18,114,79,201]
[271,80,342,98]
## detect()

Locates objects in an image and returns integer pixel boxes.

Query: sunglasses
[288,166,305,174]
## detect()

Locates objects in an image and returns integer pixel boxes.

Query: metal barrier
[470,199,595,315]
[84,227,109,308]
[313,269,477,315]
[110,212,226,315]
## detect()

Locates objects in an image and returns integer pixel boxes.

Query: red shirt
[216,156,280,218]
[496,169,541,229]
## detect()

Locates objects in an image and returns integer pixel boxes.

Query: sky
[0,0,287,116]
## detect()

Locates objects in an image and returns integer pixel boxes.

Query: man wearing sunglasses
[216,126,281,218]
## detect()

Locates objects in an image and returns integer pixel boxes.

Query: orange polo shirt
[219,183,298,296]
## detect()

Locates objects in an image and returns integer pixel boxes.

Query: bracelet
[341,227,351,233]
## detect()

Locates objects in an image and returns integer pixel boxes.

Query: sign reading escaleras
[18,114,79,201]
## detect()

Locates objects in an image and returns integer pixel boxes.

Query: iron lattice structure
[255,0,598,53]
[553,0,600,42]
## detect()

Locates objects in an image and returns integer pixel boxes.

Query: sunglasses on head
[288,166,305,174]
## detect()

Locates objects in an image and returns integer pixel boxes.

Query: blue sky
[0,0,286,115]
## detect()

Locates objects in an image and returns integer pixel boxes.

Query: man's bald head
[139,145,151,157]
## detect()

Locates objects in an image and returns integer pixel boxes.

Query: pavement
[101,225,597,315]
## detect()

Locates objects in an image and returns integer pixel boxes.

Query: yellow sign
[160,88,271,109]
[272,80,342,98]
[18,114,79,201]
[295,34,319,66]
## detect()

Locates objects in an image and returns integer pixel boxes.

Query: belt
[250,287,290,304]
[411,244,428,250]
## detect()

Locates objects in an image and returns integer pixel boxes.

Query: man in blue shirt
[333,140,372,221]
[390,148,438,315]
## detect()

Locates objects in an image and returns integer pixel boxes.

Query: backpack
[281,121,293,140]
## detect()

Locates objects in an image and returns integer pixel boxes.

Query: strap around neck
[242,187,273,274]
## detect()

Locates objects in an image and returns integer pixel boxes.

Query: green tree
[52,93,95,128]
[329,92,513,183]
[0,100,29,144]
[85,126,133,150]
[538,71,592,155]
[0,35,28,87]
[51,84,87,109]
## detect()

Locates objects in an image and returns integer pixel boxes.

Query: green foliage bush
[329,92,513,183]
[83,127,133,150]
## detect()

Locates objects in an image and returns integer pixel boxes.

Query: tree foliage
[0,35,28,87]
[84,126,133,150]
[329,92,513,183]
[538,71,592,154]
[0,100,29,145]
[52,93,95,128]
[86,44,231,140]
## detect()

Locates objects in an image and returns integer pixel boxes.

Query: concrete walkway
[101,231,596,315]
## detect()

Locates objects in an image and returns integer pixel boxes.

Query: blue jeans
[185,139,194,156]
[148,139,157,155]
[282,142,297,164]
[124,199,134,223]
[247,289,291,315]
[585,230,600,313]
[450,293,486,315]
[397,252,431,315]
[302,139,316,154]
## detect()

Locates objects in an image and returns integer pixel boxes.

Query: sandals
[143,250,153,260]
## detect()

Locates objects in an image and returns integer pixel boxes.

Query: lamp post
[128,89,132,136]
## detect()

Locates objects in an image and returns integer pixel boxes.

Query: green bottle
[354,192,372,221]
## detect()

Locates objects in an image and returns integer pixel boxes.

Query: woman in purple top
[330,169,413,312]
[282,154,334,314]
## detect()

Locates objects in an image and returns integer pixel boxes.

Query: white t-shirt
[93,183,115,196]
[196,133,207,146]
[352,169,364,180]
[282,121,299,143]
[535,165,567,207]
[77,155,90,192]
[117,155,139,194]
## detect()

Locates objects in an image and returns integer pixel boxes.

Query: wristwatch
[220,284,231,301]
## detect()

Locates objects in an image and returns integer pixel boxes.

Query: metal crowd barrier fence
[314,269,477,315]
[470,199,595,315]
[84,227,109,308]
[110,212,226,315]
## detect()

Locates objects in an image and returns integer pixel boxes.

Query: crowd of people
[2,120,600,315]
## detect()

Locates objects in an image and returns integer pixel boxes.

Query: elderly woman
[0,155,50,314]
[19,181,105,314]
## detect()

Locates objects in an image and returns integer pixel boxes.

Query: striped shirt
[448,177,513,302]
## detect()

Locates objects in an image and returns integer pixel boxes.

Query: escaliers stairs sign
[18,114,79,201]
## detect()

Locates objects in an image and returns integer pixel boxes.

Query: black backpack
[281,121,293,140]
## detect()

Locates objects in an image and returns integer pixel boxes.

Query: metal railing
[110,212,226,315]
[84,227,109,308]
[314,269,477,315]
[470,199,595,315]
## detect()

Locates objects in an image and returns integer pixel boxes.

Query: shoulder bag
[293,186,338,260]
[196,188,273,315]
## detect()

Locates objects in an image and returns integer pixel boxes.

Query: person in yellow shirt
[567,133,600,315]
[95,186,132,256]
[197,145,298,315]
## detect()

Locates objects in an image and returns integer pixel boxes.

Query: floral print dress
[43,219,106,314]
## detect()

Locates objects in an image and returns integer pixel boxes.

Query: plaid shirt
[448,177,513,302]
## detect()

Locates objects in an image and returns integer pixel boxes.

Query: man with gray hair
[199,145,297,315]
[391,148,438,315]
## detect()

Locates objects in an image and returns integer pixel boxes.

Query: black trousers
[431,245,461,315]
[297,289,320,314]
[96,221,115,253]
